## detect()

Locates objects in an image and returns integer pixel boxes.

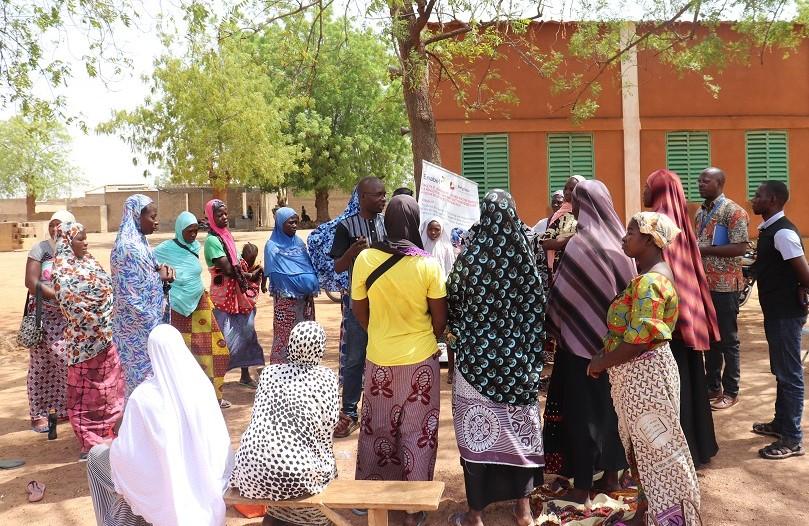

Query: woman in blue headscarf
[110,194,174,397]
[154,211,231,408]
[264,207,319,364]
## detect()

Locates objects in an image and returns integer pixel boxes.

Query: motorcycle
[739,246,756,307]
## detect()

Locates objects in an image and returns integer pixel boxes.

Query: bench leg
[317,505,352,526]
[367,509,388,526]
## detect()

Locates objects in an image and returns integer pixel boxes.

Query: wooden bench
[225,479,445,526]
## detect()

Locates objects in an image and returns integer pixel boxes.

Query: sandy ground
[0,230,807,525]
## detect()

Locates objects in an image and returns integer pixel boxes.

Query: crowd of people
[18,168,808,526]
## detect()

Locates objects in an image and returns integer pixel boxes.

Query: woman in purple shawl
[542,180,636,503]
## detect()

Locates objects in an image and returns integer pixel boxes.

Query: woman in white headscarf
[230,321,338,526]
[86,324,233,526]
[420,216,456,277]
[22,210,74,432]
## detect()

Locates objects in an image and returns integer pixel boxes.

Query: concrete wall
[432,21,809,233]
[70,206,108,233]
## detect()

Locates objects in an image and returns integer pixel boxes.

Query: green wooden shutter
[461,134,509,199]
[746,131,788,198]
[666,132,711,201]
[547,133,594,194]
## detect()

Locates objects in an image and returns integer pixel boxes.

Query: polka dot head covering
[287,321,327,367]
[632,211,681,249]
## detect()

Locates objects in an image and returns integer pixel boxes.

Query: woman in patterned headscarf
[588,211,700,526]
[230,321,338,526]
[307,189,359,383]
[111,194,174,397]
[52,222,125,460]
[23,209,74,432]
[644,169,719,467]
[447,189,546,526]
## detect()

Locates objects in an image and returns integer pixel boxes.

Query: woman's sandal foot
[219,399,232,409]
[238,379,257,389]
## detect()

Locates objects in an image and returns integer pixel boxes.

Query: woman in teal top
[154,211,231,407]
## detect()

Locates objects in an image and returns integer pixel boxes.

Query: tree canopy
[256,13,411,205]
[0,114,77,215]
[98,31,301,192]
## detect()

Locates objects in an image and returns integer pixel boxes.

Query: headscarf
[110,194,164,354]
[447,189,546,405]
[229,321,338,501]
[307,189,360,292]
[204,199,239,266]
[632,211,682,248]
[646,169,719,350]
[548,180,637,359]
[264,207,319,297]
[372,194,427,256]
[111,324,233,526]
[154,212,205,317]
[551,189,564,199]
[48,210,76,251]
[420,217,456,277]
[52,222,114,366]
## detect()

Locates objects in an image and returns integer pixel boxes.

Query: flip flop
[0,459,25,469]
[31,418,49,433]
[238,379,258,389]
[219,399,232,409]
[27,480,45,503]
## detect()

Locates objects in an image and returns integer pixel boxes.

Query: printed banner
[417,161,480,230]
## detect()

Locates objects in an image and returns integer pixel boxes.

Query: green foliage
[0,114,78,198]
[98,29,301,191]
[0,0,134,120]
[249,12,411,193]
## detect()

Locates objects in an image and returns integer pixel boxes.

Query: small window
[461,134,509,199]
[547,133,594,194]
[666,131,711,201]
[746,131,788,198]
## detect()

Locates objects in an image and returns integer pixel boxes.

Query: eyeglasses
[362,192,387,198]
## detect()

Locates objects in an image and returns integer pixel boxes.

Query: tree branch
[424,12,542,47]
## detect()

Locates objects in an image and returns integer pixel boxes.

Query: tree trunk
[314,188,330,222]
[25,192,36,220]
[392,7,442,197]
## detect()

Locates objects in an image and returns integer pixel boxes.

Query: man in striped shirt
[329,176,387,437]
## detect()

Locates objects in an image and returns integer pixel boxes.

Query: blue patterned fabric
[306,190,359,292]
[110,194,164,396]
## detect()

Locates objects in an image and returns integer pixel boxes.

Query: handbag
[17,282,43,348]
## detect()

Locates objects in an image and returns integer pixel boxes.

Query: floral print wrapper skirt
[356,356,440,482]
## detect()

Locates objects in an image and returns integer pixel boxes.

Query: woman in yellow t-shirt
[351,194,447,526]
[588,212,700,526]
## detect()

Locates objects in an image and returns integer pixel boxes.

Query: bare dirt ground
[0,230,807,525]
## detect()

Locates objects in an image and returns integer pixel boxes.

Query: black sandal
[759,440,805,460]
[752,421,782,438]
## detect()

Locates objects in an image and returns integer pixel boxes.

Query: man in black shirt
[329,177,387,437]
[750,181,809,459]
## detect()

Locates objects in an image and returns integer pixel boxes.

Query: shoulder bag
[17,282,43,348]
